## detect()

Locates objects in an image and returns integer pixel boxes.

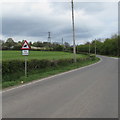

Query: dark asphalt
[2,56,118,118]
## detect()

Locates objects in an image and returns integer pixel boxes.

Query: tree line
[1,38,71,51]
[1,34,119,56]
[77,34,119,57]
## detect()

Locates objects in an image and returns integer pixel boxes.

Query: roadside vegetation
[1,34,120,57]
[77,34,120,57]
[2,51,99,88]
[1,34,118,88]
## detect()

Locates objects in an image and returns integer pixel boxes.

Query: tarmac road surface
[2,56,118,118]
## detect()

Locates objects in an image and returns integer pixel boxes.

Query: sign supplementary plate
[22,50,29,56]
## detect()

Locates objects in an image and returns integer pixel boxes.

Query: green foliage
[52,44,64,51]
[28,59,51,70]
[2,38,16,49]
[2,55,90,82]
[2,57,100,88]
[89,54,96,60]
[33,41,44,47]
[2,60,24,75]
[2,38,71,51]
[12,44,21,50]
[77,34,119,57]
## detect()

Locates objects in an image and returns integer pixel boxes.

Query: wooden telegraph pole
[71,0,76,63]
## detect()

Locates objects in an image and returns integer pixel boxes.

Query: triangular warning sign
[21,40,31,50]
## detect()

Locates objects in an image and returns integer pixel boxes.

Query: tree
[77,34,119,56]
[5,38,16,49]
[64,42,70,48]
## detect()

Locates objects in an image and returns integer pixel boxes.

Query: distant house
[31,46,47,50]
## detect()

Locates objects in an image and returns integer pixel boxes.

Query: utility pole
[48,32,51,50]
[62,37,64,51]
[95,39,96,56]
[62,37,64,45]
[25,56,27,77]
[89,42,91,55]
[71,0,76,63]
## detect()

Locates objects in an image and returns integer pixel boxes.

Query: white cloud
[1,1,118,44]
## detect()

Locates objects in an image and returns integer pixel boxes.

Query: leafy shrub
[2,60,24,75]
[89,54,96,60]
[28,59,51,70]
[2,56,91,82]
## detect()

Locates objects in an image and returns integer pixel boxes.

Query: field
[2,50,87,61]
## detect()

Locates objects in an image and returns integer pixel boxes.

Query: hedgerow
[2,56,93,82]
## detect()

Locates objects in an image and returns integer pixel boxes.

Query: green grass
[2,57,100,88]
[2,50,87,61]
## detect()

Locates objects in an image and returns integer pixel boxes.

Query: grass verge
[2,57,100,89]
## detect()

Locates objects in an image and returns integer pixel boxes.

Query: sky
[0,0,118,45]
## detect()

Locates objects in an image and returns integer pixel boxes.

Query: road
[2,56,118,118]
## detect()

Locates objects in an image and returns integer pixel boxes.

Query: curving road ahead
[2,56,118,118]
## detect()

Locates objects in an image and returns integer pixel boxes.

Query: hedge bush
[3,57,91,74]
[2,60,24,75]
[89,54,96,60]
[2,57,90,82]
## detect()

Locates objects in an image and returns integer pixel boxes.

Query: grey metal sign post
[24,53,28,77]
[21,40,30,78]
